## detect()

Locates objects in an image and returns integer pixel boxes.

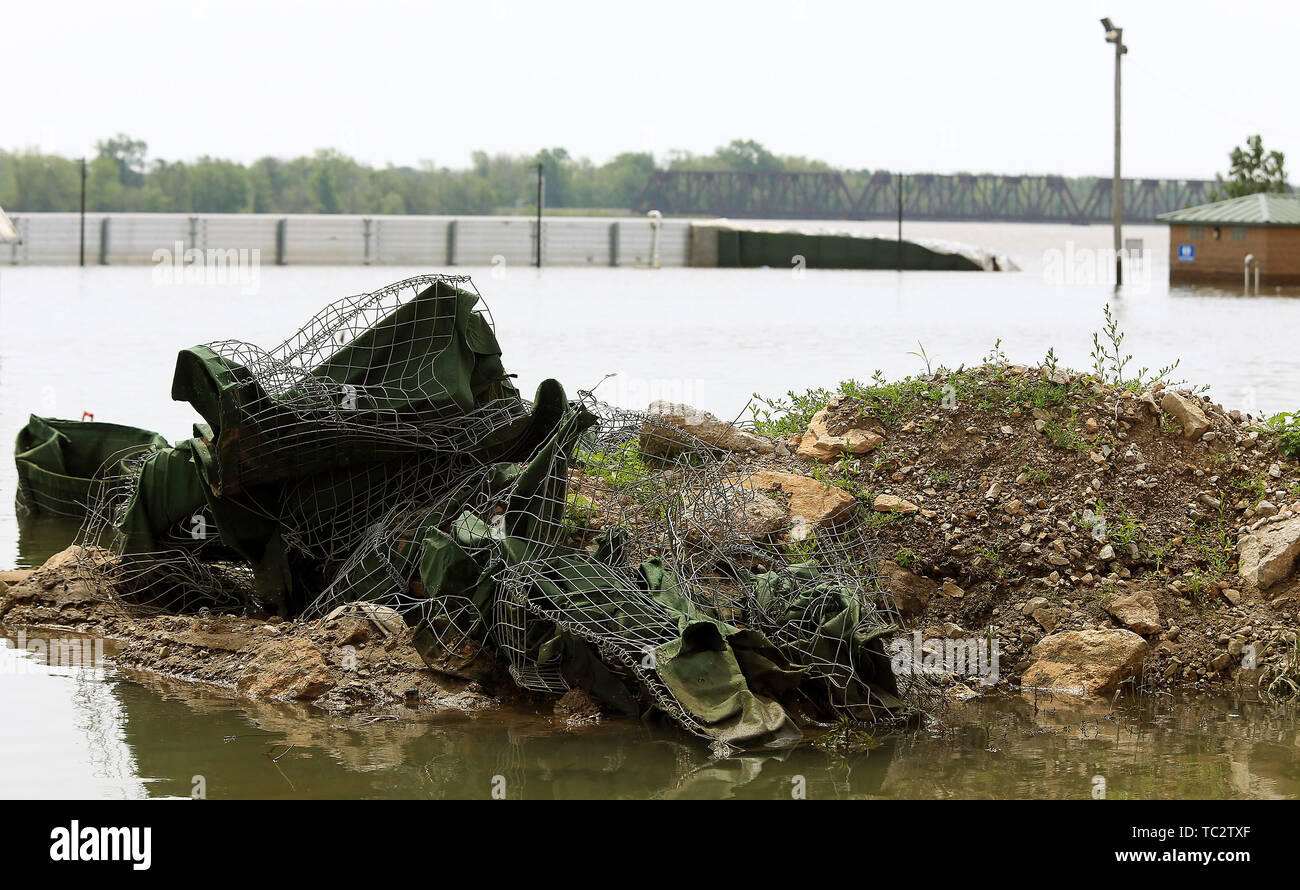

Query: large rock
[1238,516,1300,590]
[1021,628,1149,696]
[640,402,774,457]
[1023,596,1059,631]
[873,494,918,514]
[1105,590,1162,634]
[796,407,883,462]
[236,638,337,701]
[740,470,855,541]
[883,562,935,617]
[1159,391,1211,440]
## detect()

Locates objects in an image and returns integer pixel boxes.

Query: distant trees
[0,136,1018,215]
[1212,134,1288,200]
[0,138,691,214]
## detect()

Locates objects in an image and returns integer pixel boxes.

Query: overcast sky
[4,0,1296,179]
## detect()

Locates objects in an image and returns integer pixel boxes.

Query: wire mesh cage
[71,273,931,743]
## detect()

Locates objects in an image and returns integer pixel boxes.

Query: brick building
[1158,193,1300,287]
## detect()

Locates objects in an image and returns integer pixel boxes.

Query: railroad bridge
[636,170,1220,224]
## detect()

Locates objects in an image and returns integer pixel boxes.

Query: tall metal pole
[79,157,87,267]
[1112,29,1122,286]
[896,172,903,271]
[1103,19,1126,287]
[535,162,544,268]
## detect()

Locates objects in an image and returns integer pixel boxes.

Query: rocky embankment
[3,362,1298,720]
[653,364,1300,700]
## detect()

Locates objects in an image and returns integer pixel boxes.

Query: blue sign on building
[1177,244,1195,262]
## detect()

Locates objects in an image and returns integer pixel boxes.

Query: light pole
[535,162,544,268]
[1102,17,1127,287]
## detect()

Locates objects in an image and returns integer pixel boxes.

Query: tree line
[1,134,1285,215]
[0,137,836,215]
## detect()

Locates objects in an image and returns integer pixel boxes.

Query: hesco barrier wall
[713,228,982,271]
[1,213,693,267]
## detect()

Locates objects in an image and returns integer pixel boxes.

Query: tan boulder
[740,470,856,541]
[883,562,936,617]
[1159,391,1211,440]
[873,494,919,514]
[236,638,337,702]
[796,407,883,462]
[1238,516,1300,590]
[1105,590,1162,634]
[1021,628,1149,696]
[640,401,774,457]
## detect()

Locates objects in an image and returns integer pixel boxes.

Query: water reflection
[1,626,1297,799]
[14,513,85,569]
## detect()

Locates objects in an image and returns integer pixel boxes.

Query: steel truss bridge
[636,170,1219,224]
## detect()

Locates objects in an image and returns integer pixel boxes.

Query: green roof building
[1158,192,1300,286]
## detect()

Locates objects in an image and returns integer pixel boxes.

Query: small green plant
[908,341,934,375]
[582,441,649,492]
[1144,539,1174,573]
[1042,420,1089,453]
[811,716,880,752]
[1019,464,1051,485]
[1265,638,1300,698]
[984,338,1008,367]
[894,546,916,569]
[1089,303,1187,392]
[1042,346,1059,376]
[564,492,597,533]
[864,508,911,531]
[786,533,821,564]
[1230,474,1268,507]
[1261,411,1300,460]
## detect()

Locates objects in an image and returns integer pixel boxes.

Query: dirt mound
[750,362,1300,697]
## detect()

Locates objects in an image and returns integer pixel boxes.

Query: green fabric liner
[169,280,526,496]
[14,415,169,518]
[715,229,982,271]
[109,281,530,615]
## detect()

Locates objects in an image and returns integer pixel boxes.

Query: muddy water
[1,628,1295,799]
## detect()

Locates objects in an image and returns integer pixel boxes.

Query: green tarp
[14,415,168,517]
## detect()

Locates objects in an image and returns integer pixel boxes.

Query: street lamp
[1102,17,1127,286]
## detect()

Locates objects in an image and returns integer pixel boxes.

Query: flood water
[2,628,1295,799]
[2,221,1299,798]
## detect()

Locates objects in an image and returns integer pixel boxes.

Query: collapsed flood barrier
[23,275,924,747]
[14,416,168,518]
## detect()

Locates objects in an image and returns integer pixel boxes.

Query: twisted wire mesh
[69,273,928,738]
